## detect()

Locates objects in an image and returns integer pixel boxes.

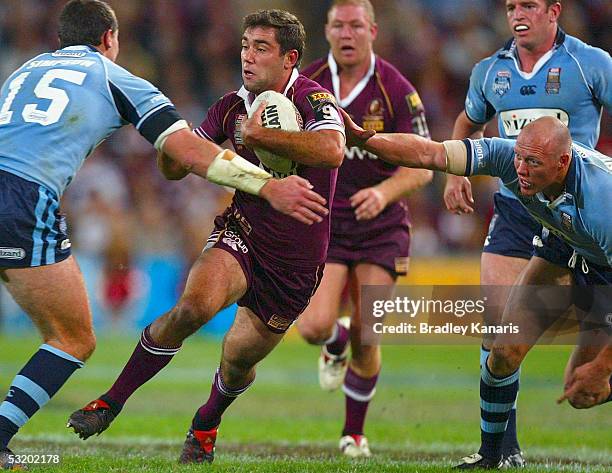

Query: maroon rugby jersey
[194,69,344,269]
[302,53,429,226]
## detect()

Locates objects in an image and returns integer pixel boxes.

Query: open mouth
[519,178,533,190]
[514,24,529,32]
[243,70,255,79]
[340,45,355,53]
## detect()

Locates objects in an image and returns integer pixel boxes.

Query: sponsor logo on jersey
[221,231,248,254]
[0,247,26,260]
[560,212,572,232]
[52,51,87,58]
[60,239,72,250]
[499,108,569,137]
[267,314,293,331]
[307,92,335,104]
[493,71,511,96]
[363,98,385,131]
[405,91,424,113]
[234,114,246,144]
[345,146,378,161]
[545,67,561,94]
[520,85,537,95]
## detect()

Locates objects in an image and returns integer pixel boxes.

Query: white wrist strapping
[442,140,469,175]
[206,149,272,195]
[154,119,190,151]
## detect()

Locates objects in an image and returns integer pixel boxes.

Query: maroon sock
[325,321,349,356]
[105,325,181,408]
[342,366,379,436]
[192,368,254,431]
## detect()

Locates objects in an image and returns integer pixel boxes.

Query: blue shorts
[483,192,542,259]
[533,228,612,286]
[0,170,71,268]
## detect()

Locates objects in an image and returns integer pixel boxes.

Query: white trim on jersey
[327,51,376,109]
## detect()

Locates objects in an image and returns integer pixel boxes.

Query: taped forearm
[206,149,272,195]
[443,140,469,175]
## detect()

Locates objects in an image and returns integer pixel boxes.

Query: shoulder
[301,57,329,80]
[292,75,335,105]
[470,43,508,78]
[561,33,610,61]
[374,55,420,97]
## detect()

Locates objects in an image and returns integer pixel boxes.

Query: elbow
[322,142,345,168]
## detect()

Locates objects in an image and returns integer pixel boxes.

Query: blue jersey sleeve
[580,46,612,114]
[464,58,497,125]
[104,58,181,144]
[464,137,517,185]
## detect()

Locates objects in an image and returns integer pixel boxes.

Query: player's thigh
[498,256,573,347]
[297,263,349,333]
[179,247,248,313]
[481,253,528,286]
[2,256,93,342]
[222,306,284,372]
[350,263,395,325]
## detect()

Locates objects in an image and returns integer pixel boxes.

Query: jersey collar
[237,68,299,114]
[327,51,376,108]
[535,150,577,209]
[498,28,566,80]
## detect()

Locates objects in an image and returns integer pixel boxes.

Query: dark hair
[242,9,306,67]
[58,0,118,48]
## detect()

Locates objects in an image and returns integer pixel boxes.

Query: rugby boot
[319,317,350,391]
[0,448,27,471]
[454,453,502,469]
[339,434,371,458]
[501,449,526,468]
[179,427,218,464]
[66,398,117,439]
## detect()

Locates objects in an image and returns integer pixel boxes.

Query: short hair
[545,0,561,6]
[328,0,376,23]
[58,0,118,49]
[242,10,306,67]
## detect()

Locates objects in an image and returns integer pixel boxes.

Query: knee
[170,296,218,333]
[54,329,96,362]
[489,344,525,376]
[297,315,334,345]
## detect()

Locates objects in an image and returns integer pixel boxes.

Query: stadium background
[0,1,610,471]
[0,0,610,332]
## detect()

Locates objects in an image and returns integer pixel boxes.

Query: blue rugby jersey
[463,137,612,267]
[0,45,181,198]
[464,29,611,199]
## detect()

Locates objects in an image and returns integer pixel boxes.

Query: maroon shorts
[205,211,324,334]
[327,217,410,278]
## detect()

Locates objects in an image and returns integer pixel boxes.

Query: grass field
[0,334,610,472]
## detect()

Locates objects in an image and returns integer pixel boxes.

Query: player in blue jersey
[0,1,328,469]
[341,113,612,469]
[442,0,611,466]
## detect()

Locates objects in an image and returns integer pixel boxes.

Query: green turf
[0,335,610,471]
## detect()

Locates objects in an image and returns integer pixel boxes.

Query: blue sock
[480,346,521,455]
[0,345,83,448]
[478,356,520,461]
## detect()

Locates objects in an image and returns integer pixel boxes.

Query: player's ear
[284,49,299,70]
[548,2,561,22]
[558,152,570,169]
[370,22,378,41]
[101,29,113,50]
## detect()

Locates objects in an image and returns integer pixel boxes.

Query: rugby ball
[248,90,301,174]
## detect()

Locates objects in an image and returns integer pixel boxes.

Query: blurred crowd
[0,0,610,314]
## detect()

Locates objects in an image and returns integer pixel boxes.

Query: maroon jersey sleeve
[292,78,344,135]
[194,94,232,144]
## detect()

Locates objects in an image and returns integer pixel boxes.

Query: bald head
[519,116,572,156]
[514,117,572,198]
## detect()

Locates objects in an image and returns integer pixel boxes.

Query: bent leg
[192,307,284,431]
[0,257,93,448]
[297,263,349,345]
